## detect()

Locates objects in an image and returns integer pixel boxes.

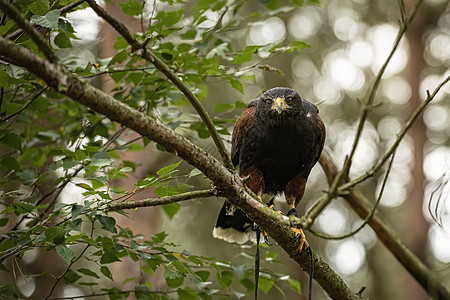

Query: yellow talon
[269,204,282,214]
[291,227,309,250]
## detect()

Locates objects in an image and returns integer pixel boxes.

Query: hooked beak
[272,97,289,114]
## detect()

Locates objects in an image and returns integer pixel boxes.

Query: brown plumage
[213,87,325,247]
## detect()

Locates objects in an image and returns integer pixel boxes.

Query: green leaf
[101,249,121,264]
[62,160,79,171]
[154,185,178,197]
[101,266,114,280]
[289,0,304,6]
[217,271,234,288]
[64,269,81,284]
[54,32,72,48]
[67,219,82,232]
[156,10,184,27]
[91,151,111,167]
[30,9,60,30]
[114,36,129,50]
[0,69,9,88]
[164,266,184,288]
[189,123,210,139]
[135,284,152,300]
[227,78,244,94]
[109,49,128,66]
[119,0,143,15]
[214,103,234,113]
[162,203,180,219]
[258,275,274,294]
[97,215,117,233]
[71,205,84,220]
[188,168,202,178]
[29,0,49,15]
[231,46,260,64]
[287,41,310,53]
[239,278,255,293]
[152,231,168,244]
[260,0,280,10]
[178,288,199,300]
[16,170,35,186]
[1,157,21,171]
[287,278,301,294]
[45,226,66,244]
[77,268,100,279]
[195,270,210,282]
[0,133,22,151]
[56,245,75,264]
[0,218,8,227]
[157,161,181,177]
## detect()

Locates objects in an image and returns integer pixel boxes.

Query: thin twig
[339,74,450,191]
[108,189,214,211]
[311,150,396,240]
[319,150,450,300]
[45,221,95,300]
[0,86,48,124]
[300,0,424,228]
[343,0,423,176]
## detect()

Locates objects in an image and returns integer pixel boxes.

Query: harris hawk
[213,87,326,250]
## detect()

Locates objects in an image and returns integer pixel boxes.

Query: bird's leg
[261,204,284,245]
[287,205,309,251]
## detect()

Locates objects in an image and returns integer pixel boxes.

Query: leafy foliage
[0,0,313,298]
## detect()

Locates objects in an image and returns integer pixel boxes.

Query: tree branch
[319,150,450,300]
[85,0,234,170]
[108,189,215,211]
[339,74,450,191]
[299,0,424,229]
[0,36,362,300]
[0,0,58,62]
[6,0,86,41]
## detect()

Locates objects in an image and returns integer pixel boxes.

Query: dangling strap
[308,246,314,300]
[255,226,260,300]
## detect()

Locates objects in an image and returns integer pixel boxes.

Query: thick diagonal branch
[0,37,362,300]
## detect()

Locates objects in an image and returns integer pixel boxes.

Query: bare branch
[300,0,425,228]
[319,150,450,300]
[344,0,423,174]
[311,150,396,240]
[339,74,450,191]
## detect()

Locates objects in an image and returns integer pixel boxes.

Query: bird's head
[256,87,317,125]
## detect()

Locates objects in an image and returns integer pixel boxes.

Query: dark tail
[213,201,256,244]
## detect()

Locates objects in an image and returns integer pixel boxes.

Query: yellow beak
[272,97,289,114]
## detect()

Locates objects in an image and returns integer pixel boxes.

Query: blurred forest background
[0,0,449,299]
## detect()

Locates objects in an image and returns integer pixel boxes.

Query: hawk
[213,87,326,250]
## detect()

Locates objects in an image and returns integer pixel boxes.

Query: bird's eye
[285,97,293,105]
[265,99,272,105]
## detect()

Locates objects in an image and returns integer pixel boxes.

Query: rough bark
[0,37,363,300]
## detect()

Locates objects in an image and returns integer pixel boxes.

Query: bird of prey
[213,87,326,250]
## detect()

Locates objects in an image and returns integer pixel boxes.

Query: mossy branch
[0,36,362,300]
